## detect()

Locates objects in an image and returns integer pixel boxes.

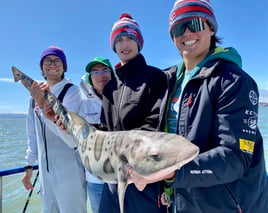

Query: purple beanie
[40,46,67,71]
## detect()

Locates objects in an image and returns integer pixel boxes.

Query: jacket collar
[115,53,147,79]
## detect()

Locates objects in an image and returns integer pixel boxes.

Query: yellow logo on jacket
[239,139,255,154]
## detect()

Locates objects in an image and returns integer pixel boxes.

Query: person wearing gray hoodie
[79,57,115,213]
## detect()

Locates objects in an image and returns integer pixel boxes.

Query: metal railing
[0,165,38,213]
[0,165,267,213]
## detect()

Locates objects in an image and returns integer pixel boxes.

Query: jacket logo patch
[239,138,255,154]
[249,90,258,105]
[248,116,257,129]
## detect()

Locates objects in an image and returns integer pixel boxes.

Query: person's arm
[30,81,48,109]
[22,98,38,190]
[43,85,82,148]
[22,166,33,190]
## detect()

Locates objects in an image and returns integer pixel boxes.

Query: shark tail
[12,66,23,82]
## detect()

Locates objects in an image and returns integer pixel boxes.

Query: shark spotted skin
[12,66,200,213]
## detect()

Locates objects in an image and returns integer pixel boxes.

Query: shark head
[123,130,199,180]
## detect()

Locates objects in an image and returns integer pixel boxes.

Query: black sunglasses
[43,57,63,67]
[172,18,206,38]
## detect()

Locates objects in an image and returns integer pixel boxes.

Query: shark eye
[150,154,162,162]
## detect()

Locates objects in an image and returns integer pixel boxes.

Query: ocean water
[0,115,92,213]
[0,107,267,213]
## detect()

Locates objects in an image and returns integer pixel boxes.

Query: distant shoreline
[0,103,267,118]
[0,113,26,118]
[259,102,268,107]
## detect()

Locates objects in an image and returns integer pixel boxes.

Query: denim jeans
[87,182,104,213]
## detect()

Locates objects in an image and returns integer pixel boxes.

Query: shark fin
[133,182,147,191]
[117,180,128,213]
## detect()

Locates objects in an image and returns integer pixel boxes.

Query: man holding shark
[20,46,87,213]
[129,1,268,213]
[13,65,199,213]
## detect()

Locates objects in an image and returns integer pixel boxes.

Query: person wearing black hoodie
[99,13,168,213]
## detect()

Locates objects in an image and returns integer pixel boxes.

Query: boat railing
[0,165,267,213]
[0,165,38,213]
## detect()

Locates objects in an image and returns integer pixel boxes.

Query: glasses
[43,57,63,67]
[172,18,206,38]
[90,68,110,76]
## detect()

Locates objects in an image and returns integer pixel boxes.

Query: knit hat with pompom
[110,13,144,52]
[169,0,217,38]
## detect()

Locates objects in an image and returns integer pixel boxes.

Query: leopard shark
[12,66,199,213]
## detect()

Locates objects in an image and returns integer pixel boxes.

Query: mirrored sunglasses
[43,57,63,67]
[90,68,110,76]
[172,18,206,38]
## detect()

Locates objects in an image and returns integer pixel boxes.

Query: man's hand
[42,101,57,122]
[21,169,33,190]
[127,165,176,191]
[43,101,70,134]
[30,81,48,109]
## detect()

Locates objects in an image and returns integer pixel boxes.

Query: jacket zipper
[117,77,126,129]
[224,184,243,213]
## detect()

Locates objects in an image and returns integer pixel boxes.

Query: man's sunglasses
[171,18,206,38]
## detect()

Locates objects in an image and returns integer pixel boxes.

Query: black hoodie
[100,53,168,213]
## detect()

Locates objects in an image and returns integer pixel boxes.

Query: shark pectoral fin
[125,176,146,191]
[117,180,128,213]
[133,182,147,191]
[116,160,131,213]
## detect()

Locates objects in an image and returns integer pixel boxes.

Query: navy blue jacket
[163,47,268,213]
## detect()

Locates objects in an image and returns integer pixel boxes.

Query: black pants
[99,182,166,213]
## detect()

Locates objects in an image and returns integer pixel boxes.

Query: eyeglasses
[172,18,206,38]
[90,68,110,76]
[43,57,63,67]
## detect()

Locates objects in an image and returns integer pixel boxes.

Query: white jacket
[25,79,87,213]
[79,77,104,184]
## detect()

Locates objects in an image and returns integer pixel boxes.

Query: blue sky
[0,0,267,113]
